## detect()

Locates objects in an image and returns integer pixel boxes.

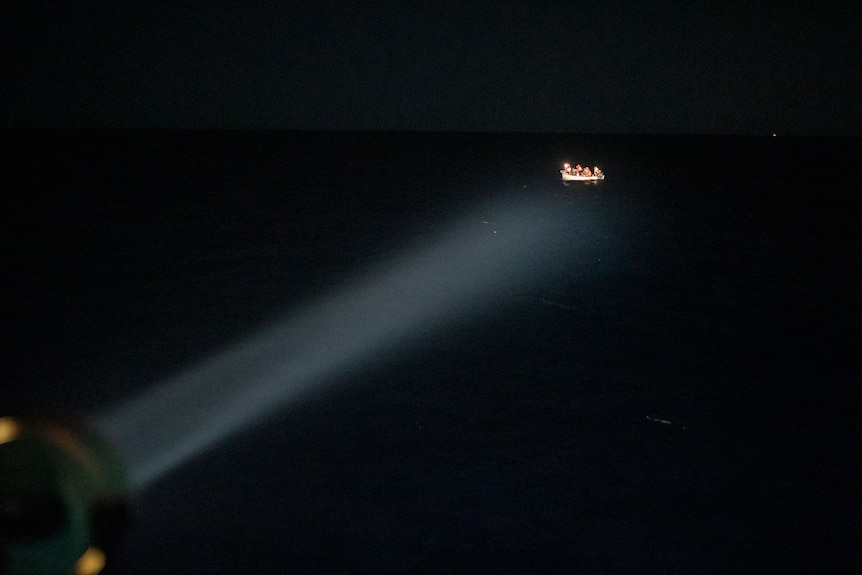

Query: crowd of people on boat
[563,163,602,177]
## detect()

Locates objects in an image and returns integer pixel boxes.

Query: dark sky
[2,1,859,134]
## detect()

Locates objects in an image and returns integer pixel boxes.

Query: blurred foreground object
[0,416,130,575]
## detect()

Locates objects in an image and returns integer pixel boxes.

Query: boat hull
[560,172,604,181]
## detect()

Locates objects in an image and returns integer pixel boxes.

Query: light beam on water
[93,195,581,492]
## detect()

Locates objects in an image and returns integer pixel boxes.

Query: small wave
[538,298,578,311]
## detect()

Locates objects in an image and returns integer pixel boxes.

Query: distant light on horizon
[93,193,585,492]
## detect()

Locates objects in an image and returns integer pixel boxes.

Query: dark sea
[2,132,859,573]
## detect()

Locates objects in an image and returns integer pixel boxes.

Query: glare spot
[0,417,21,445]
[75,547,106,575]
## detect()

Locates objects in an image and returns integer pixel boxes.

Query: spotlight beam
[93,196,577,492]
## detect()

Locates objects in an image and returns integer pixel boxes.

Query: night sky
[2,1,859,135]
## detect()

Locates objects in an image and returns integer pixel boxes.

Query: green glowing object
[1,416,130,575]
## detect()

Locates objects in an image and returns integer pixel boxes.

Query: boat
[560,163,604,181]
[561,171,605,181]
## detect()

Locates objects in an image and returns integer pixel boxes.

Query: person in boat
[594,166,602,177]
[582,166,592,177]
[574,164,582,175]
